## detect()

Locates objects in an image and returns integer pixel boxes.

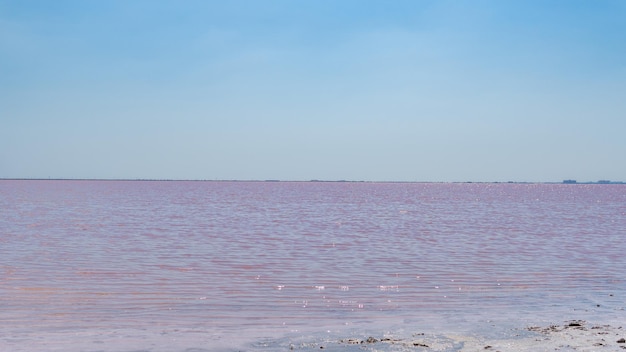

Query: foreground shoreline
[271,321,626,352]
[3,320,625,351]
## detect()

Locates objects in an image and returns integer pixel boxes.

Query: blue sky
[2,0,625,182]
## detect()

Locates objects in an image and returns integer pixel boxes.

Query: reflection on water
[1,181,625,350]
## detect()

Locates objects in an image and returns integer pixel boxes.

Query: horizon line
[1,178,624,184]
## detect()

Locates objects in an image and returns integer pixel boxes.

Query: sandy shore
[278,320,626,352]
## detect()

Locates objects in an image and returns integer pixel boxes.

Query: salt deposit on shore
[277,320,625,352]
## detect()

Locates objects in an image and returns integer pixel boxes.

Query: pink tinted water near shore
[1,180,625,351]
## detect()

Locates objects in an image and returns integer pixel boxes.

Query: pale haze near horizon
[1,0,625,182]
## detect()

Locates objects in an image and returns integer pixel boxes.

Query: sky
[1,0,625,182]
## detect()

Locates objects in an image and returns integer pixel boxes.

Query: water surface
[1,181,624,351]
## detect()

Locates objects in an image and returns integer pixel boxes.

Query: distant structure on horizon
[562,179,624,184]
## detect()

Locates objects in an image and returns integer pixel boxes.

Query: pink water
[1,181,625,351]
